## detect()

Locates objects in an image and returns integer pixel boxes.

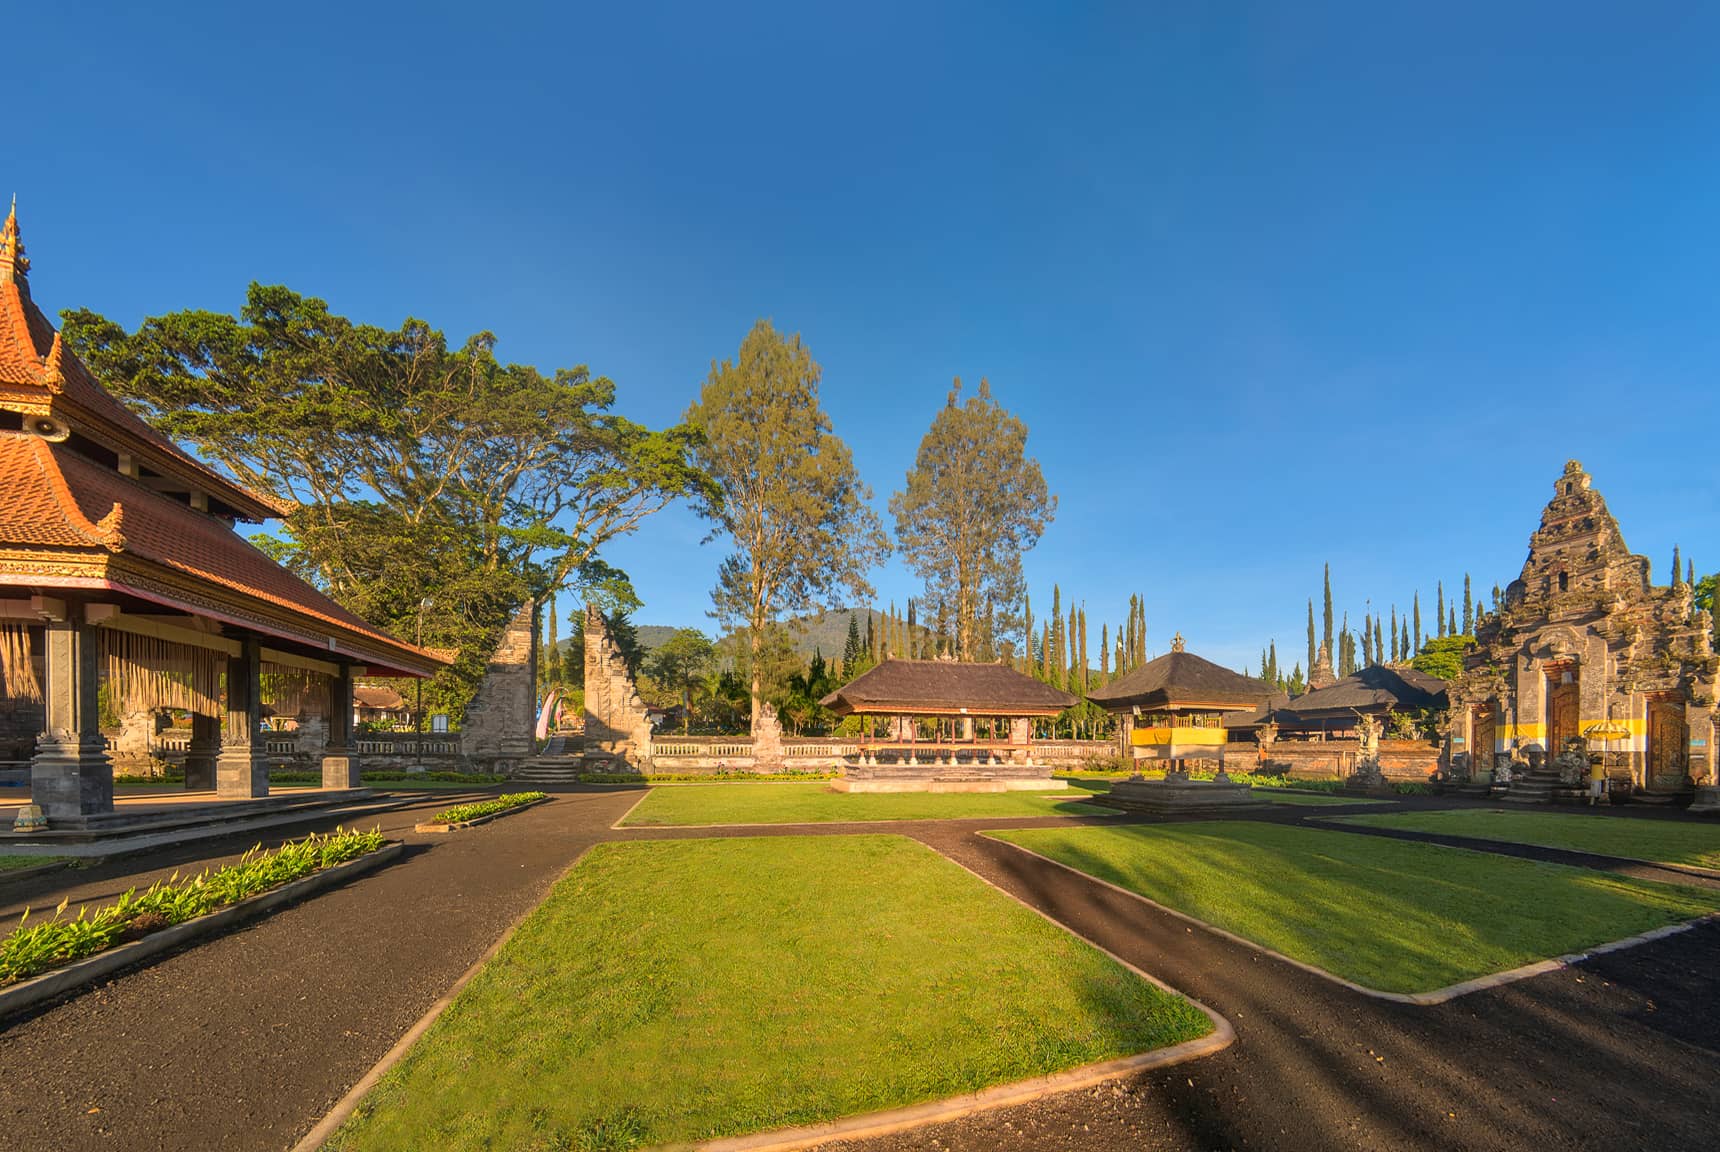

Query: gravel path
[0,789,1715,1151]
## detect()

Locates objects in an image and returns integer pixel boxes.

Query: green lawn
[1058,777,1374,806]
[619,781,1110,826]
[0,854,67,873]
[1330,809,1720,872]
[990,822,1720,994]
[331,835,1212,1151]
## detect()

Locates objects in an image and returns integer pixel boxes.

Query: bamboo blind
[99,628,223,715]
[261,663,330,718]
[0,623,41,703]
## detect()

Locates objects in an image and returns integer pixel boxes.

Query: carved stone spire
[0,198,28,284]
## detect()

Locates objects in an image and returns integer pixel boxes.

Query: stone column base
[31,737,114,820]
[1689,785,1720,815]
[216,749,270,798]
[321,752,360,790]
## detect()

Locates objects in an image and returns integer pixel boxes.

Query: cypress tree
[1671,545,1681,586]
[1100,623,1110,682]
[1078,608,1089,695]
[1268,640,1279,685]
[1022,592,1034,674]
[1339,613,1351,676]
[1375,617,1385,665]
[1449,606,1457,637]
[1306,599,1317,673]
[1389,606,1399,662]
[1412,593,1422,655]
[1436,582,1445,638]
[1322,564,1335,663]
[1688,558,1695,587]
[1362,614,1371,666]
[1401,619,1410,662]
[1040,624,1052,682]
[1462,574,1473,635]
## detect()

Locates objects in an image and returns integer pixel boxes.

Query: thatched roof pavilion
[1086,635,1277,764]
[820,658,1075,718]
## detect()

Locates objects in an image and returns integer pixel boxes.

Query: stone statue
[1348,714,1386,790]
[1551,736,1589,787]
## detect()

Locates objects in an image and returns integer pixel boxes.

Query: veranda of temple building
[1444,461,1718,804]
[819,658,1076,791]
[0,205,447,828]
[1086,634,1280,767]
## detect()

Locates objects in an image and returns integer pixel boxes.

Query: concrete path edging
[412,795,551,834]
[679,843,1236,1152]
[0,841,405,1023]
[291,844,598,1152]
[983,834,1720,1006]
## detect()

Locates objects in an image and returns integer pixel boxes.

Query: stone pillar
[959,715,975,742]
[1116,712,1135,759]
[184,711,220,790]
[217,636,268,798]
[30,616,113,820]
[1009,716,1032,765]
[322,663,359,789]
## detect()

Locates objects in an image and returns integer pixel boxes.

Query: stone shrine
[1444,461,1717,804]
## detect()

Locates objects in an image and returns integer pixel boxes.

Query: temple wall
[1250,738,1440,781]
[460,602,539,773]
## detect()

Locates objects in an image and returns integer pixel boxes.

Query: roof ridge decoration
[41,329,64,393]
[0,197,26,281]
[94,501,127,552]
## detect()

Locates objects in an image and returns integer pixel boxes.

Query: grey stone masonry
[322,662,360,789]
[216,635,269,798]
[183,712,219,790]
[460,602,538,773]
[581,605,653,769]
[30,615,113,819]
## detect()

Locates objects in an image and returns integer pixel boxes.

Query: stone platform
[0,787,408,856]
[1095,773,1267,815]
[834,760,1067,794]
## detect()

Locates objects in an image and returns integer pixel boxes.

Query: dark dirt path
[0,787,646,1152]
[815,824,1720,1152]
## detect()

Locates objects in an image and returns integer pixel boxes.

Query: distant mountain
[635,624,679,652]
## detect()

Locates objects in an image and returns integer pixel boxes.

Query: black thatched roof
[1277,664,1448,722]
[820,659,1077,716]
[1086,650,1280,712]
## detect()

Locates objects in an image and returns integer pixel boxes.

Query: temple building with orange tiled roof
[0,203,447,824]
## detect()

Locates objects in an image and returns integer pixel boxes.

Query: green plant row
[0,827,388,986]
[577,770,841,784]
[429,792,548,825]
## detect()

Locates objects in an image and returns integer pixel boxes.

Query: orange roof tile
[0,436,445,676]
[0,207,286,520]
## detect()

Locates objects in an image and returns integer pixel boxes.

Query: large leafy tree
[890,379,1054,661]
[685,319,887,730]
[645,629,716,736]
[63,285,708,716]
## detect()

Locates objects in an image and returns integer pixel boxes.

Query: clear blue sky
[14,2,1719,670]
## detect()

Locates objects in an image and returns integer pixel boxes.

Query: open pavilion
[0,205,446,831]
[1087,634,1279,768]
[820,658,1075,791]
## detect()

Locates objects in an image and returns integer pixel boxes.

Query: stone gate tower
[1445,461,1717,799]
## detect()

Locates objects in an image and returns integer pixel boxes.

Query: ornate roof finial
[95,503,127,552]
[0,197,27,282]
[1171,632,1186,653]
[42,330,66,393]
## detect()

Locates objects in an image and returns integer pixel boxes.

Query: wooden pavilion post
[30,609,114,819]
[217,635,269,798]
[322,662,359,789]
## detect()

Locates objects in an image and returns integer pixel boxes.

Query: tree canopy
[685,319,887,729]
[63,284,708,718]
[889,378,1053,661]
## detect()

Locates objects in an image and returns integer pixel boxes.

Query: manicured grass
[1330,809,1720,872]
[0,855,67,873]
[1058,777,1374,806]
[990,822,1720,994]
[619,781,1110,826]
[331,835,1211,1150]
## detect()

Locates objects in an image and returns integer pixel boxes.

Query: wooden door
[1646,700,1688,791]
[1471,703,1496,768]
[1546,675,1580,753]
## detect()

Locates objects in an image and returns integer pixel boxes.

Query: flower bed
[0,827,388,986]
[428,792,548,825]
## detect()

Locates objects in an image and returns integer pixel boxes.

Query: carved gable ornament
[1528,624,1594,664]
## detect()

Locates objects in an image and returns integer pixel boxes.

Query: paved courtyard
[0,787,1715,1151]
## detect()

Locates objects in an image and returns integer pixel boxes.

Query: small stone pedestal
[1097,772,1267,815]
[1690,785,1720,815]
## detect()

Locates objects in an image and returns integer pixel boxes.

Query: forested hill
[566,609,924,663]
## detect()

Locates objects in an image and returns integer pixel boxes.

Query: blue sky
[13,2,1718,670]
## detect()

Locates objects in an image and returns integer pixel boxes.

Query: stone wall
[1248,738,1441,781]
[581,605,653,769]
[460,601,538,773]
